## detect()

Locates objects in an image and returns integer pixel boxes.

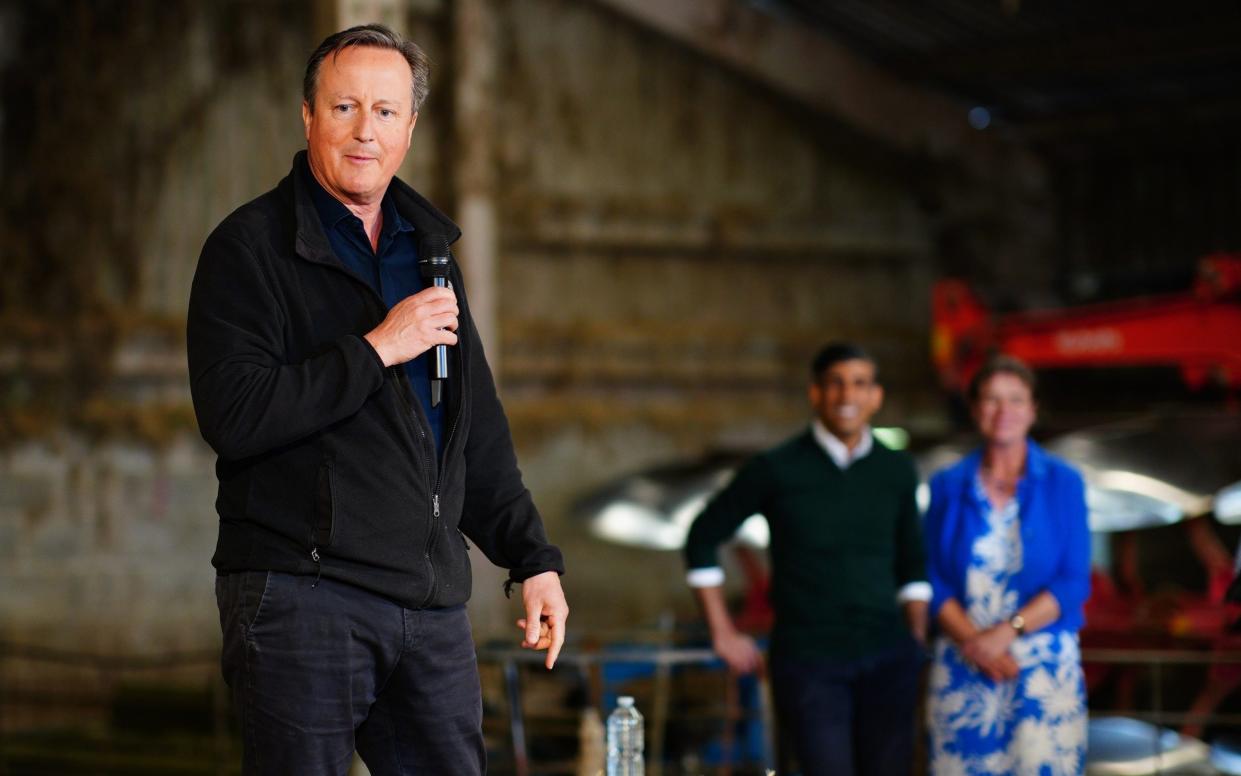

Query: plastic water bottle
[605,695,644,775]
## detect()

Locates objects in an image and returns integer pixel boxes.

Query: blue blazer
[925,440,1091,634]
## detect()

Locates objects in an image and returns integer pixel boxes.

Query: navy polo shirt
[304,161,445,456]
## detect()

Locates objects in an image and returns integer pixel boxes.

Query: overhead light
[736,515,770,548]
[873,426,909,450]
[1091,469,1211,517]
[669,493,711,534]
[591,502,683,550]
[1086,485,1183,533]
[1216,482,1241,524]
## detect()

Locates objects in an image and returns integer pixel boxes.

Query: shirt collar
[960,437,1049,483]
[811,420,873,470]
[302,155,413,239]
[380,190,415,238]
[304,157,354,230]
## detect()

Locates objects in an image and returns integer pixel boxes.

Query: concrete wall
[0,435,219,653]
[0,0,949,649]
[491,0,940,629]
[1,1,316,654]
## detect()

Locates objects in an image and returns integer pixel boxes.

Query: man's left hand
[515,571,569,670]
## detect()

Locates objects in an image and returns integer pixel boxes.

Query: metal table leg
[504,659,529,776]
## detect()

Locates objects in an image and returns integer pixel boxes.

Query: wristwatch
[1008,613,1026,636]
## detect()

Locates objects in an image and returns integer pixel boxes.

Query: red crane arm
[933,254,1241,392]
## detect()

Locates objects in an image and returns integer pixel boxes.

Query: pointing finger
[545,616,565,670]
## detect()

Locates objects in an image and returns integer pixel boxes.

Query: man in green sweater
[685,342,929,776]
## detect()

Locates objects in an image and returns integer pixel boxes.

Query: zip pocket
[313,456,336,549]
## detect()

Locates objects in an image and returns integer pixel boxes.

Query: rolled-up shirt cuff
[686,567,726,588]
[896,581,933,603]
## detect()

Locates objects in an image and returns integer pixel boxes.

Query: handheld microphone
[419,235,452,407]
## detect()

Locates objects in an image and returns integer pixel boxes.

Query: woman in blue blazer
[924,356,1091,775]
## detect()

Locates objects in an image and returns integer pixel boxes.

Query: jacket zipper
[390,364,444,606]
[310,452,335,588]
[300,244,466,607]
[316,255,442,602]
[420,336,464,606]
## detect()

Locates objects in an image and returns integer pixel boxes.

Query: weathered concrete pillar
[452,0,500,361]
[451,0,512,638]
[321,0,408,32]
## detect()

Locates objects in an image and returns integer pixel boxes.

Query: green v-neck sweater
[685,430,926,660]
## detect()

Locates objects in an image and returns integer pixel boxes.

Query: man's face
[809,359,883,443]
[302,46,417,206]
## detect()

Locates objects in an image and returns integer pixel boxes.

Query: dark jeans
[771,639,925,776]
[216,571,484,776]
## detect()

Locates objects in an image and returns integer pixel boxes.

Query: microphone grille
[425,234,451,260]
[419,234,452,278]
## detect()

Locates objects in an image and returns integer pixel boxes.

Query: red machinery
[932,253,1241,395]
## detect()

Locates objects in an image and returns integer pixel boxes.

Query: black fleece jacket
[187,152,564,609]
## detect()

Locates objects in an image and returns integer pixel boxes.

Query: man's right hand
[364,286,458,367]
[713,628,763,675]
[692,584,762,674]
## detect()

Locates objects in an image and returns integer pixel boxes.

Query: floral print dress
[927,479,1087,775]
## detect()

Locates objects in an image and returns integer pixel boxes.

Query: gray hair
[303,24,430,113]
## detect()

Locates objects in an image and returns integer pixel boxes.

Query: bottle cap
[618,696,634,708]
